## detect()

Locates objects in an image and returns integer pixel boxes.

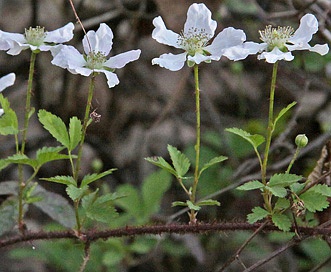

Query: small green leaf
[300,191,329,212]
[308,184,331,197]
[69,116,82,151]
[171,201,188,207]
[197,199,220,206]
[41,175,76,186]
[199,156,227,177]
[66,185,89,201]
[226,127,265,149]
[274,102,297,128]
[38,109,70,148]
[167,145,190,178]
[6,154,37,168]
[247,206,269,224]
[145,156,177,176]
[36,146,69,167]
[271,213,292,231]
[0,159,10,171]
[237,180,264,191]
[266,186,288,197]
[268,173,302,187]
[186,200,201,211]
[0,94,19,135]
[274,198,290,211]
[290,182,305,193]
[80,168,116,187]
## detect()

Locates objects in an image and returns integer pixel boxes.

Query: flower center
[86,51,107,70]
[259,25,294,52]
[24,26,46,46]
[177,27,211,56]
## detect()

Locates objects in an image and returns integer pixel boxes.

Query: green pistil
[25,26,46,46]
[259,25,294,52]
[85,51,107,70]
[177,27,211,56]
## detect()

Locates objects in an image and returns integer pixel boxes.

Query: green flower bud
[295,134,308,148]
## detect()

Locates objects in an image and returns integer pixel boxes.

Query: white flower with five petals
[51,23,141,88]
[0,23,74,55]
[244,14,329,63]
[152,3,254,71]
[0,73,15,116]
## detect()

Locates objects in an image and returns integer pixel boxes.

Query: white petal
[286,42,329,56]
[205,27,246,57]
[258,47,294,63]
[6,43,29,55]
[52,45,86,72]
[188,53,211,64]
[0,31,16,50]
[104,49,141,69]
[101,70,120,88]
[83,23,113,55]
[223,42,267,61]
[289,14,318,45]
[152,16,181,48]
[184,3,216,38]
[0,73,15,92]
[0,109,4,116]
[44,22,75,43]
[152,52,187,71]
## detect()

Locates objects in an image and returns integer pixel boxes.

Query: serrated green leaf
[274,198,290,211]
[80,168,116,187]
[69,116,82,151]
[41,175,76,186]
[6,154,37,168]
[226,127,265,149]
[197,199,220,206]
[171,201,188,207]
[271,213,292,231]
[247,206,269,224]
[274,102,297,128]
[268,173,302,187]
[290,182,305,193]
[32,185,75,228]
[38,109,70,148]
[145,156,177,176]
[237,180,264,191]
[308,184,331,197]
[186,200,201,211]
[199,156,227,177]
[0,159,10,171]
[300,191,329,212]
[83,193,119,223]
[167,145,190,178]
[0,94,19,135]
[142,170,171,218]
[66,185,89,201]
[36,146,69,167]
[266,186,288,197]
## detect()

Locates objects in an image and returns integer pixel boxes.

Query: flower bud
[295,134,308,148]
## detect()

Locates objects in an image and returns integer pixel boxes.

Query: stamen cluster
[259,25,294,52]
[177,27,210,56]
[86,51,107,70]
[25,26,46,46]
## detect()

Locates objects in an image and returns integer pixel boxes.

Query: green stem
[73,73,96,233]
[261,62,278,212]
[189,65,201,223]
[18,52,37,232]
[286,147,301,174]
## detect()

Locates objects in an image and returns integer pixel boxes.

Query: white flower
[0,73,15,116]
[0,22,74,55]
[151,3,253,71]
[51,23,141,88]
[245,14,329,63]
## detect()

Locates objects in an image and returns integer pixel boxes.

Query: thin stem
[261,62,278,213]
[18,52,37,233]
[286,147,301,174]
[189,64,201,223]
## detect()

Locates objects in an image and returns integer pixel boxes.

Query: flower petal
[0,73,15,92]
[104,49,141,69]
[258,47,294,63]
[289,14,318,45]
[184,3,216,38]
[188,53,211,64]
[44,22,74,43]
[286,42,329,55]
[152,52,187,71]
[100,70,120,88]
[83,23,113,55]
[205,27,247,58]
[223,42,267,61]
[152,16,181,49]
